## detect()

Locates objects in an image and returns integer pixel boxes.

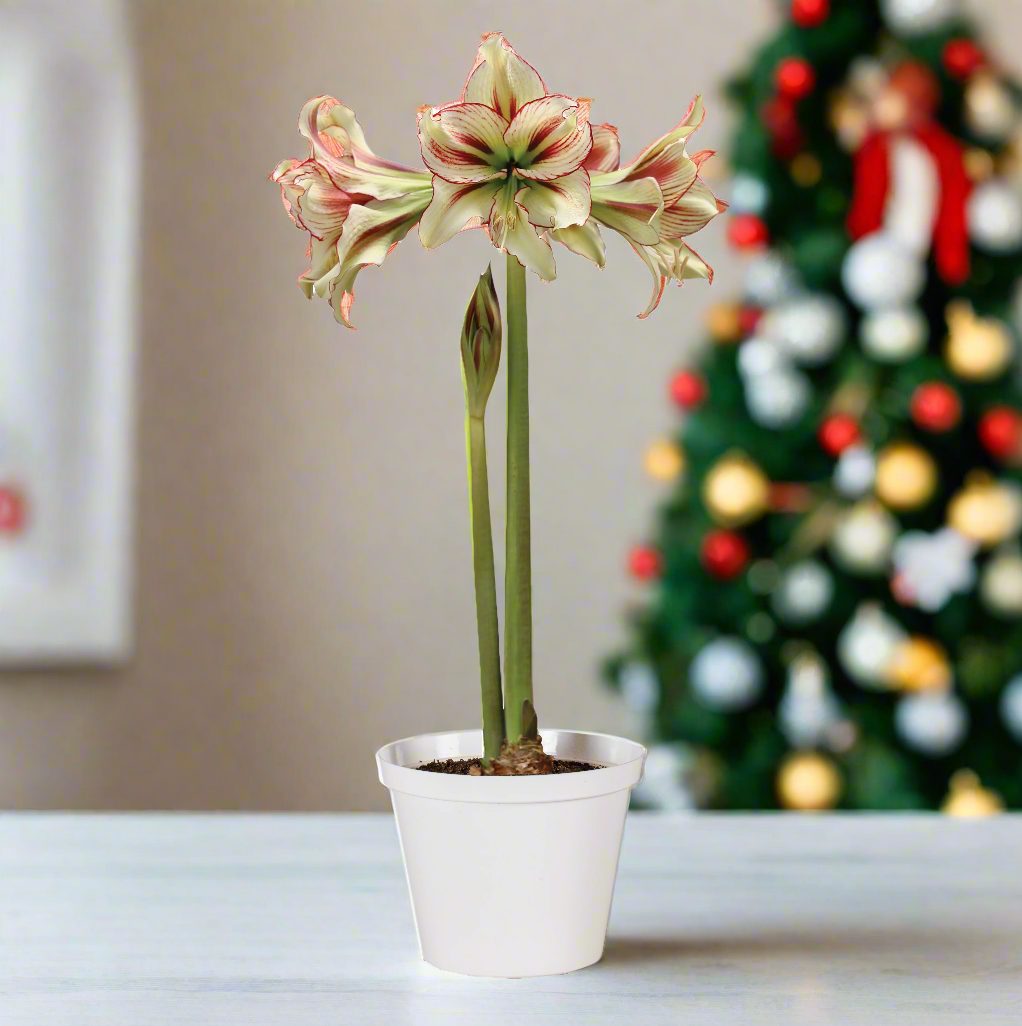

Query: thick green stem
[504,253,533,744]
[466,414,504,763]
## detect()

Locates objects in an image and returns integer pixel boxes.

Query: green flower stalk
[461,267,505,763]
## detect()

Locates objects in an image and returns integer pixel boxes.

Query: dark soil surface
[416,758,602,774]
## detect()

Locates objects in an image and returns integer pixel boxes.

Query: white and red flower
[272,33,724,325]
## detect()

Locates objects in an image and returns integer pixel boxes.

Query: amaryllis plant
[273,32,724,772]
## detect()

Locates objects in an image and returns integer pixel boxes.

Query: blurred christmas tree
[607,0,1022,813]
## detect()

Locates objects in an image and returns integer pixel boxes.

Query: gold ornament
[963,147,995,183]
[702,453,770,527]
[947,475,1022,547]
[706,302,742,344]
[777,752,842,811]
[829,93,870,152]
[886,637,951,692]
[644,439,684,482]
[875,443,937,511]
[964,72,1016,142]
[790,153,823,188]
[945,301,1013,381]
[942,769,1004,818]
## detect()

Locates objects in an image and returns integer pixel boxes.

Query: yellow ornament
[702,453,770,527]
[790,153,822,188]
[644,439,684,482]
[777,752,842,811]
[875,443,937,511]
[886,637,951,692]
[963,147,995,183]
[706,303,743,344]
[942,769,1004,818]
[947,476,1022,547]
[944,301,1013,381]
[829,93,870,152]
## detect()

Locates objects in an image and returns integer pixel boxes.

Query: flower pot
[376,728,647,977]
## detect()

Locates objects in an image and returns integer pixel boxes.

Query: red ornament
[669,370,706,409]
[761,97,805,159]
[628,545,662,581]
[943,39,986,80]
[791,0,829,27]
[0,485,26,534]
[700,530,749,580]
[978,407,1022,461]
[738,306,763,336]
[911,382,961,433]
[818,414,860,456]
[775,58,816,101]
[727,214,769,249]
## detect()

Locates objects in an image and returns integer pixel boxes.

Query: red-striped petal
[505,95,593,181]
[417,103,511,184]
[461,33,547,122]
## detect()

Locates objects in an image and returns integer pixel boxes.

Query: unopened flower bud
[461,266,502,418]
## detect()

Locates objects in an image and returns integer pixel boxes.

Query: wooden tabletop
[2,813,1020,1024]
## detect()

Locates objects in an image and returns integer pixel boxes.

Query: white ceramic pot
[376,728,646,978]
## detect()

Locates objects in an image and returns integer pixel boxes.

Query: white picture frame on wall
[0,0,137,664]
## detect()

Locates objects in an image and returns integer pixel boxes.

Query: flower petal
[626,236,715,319]
[590,176,665,246]
[461,32,547,122]
[417,102,511,184]
[297,97,431,196]
[272,158,366,240]
[505,95,592,181]
[516,168,591,229]
[326,192,430,328]
[550,219,606,268]
[660,177,726,238]
[489,187,557,280]
[593,95,706,205]
[419,177,503,249]
[584,123,621,172]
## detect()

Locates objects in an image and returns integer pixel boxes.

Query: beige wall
[1,0,1019,810]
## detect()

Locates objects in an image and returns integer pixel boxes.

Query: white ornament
[838,603,907,688]
[744,251,799,307]
[896,690,968,756]
[980,550,1022,617]
[744,369,810,429]
[619,661,660,713]
[779,653,841,749]
[760,294,847,366]
[892,528,977,612]
[968,180,1022,253]
[833,445,876,499]
[690,636,763,712]
[632,744,693,811]
[729,173,770,215]
[830,501,898,575]
[772,560,834,625]
[842,232,925,311]
[737,336,786,378]
[859,306,928,363]
[880,0,958,35]
[999,675,1022,742]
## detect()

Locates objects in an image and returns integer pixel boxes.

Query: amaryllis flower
[272,97,432,327]
[551,96,727,317]
[272,32,724,324]
[416,33,593,282]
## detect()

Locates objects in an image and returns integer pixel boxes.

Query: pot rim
[376,727,646,804]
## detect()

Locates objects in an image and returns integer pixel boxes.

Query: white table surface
[1,813,1020,1025]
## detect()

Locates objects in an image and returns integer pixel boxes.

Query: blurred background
[1,0,1021,813]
